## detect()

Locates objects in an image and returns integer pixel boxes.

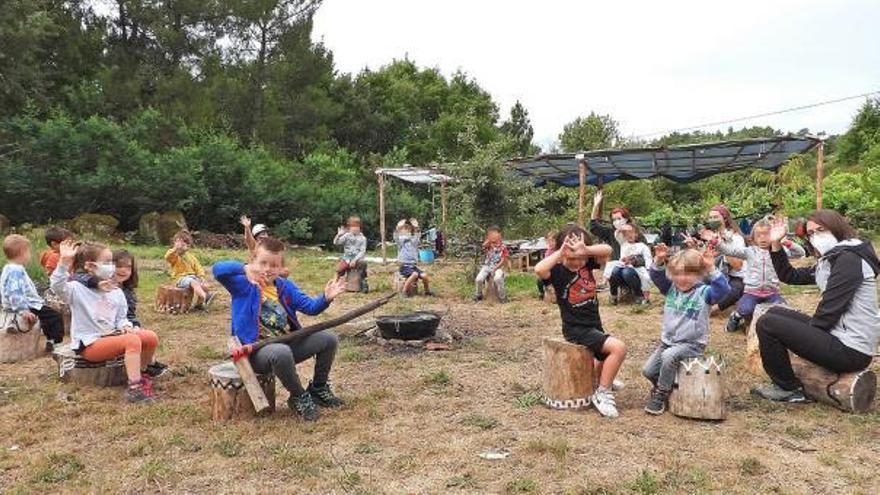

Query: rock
[137,211,161,244]
[70,213,119,237]
[0,214,9,234]
[157,211,187,244]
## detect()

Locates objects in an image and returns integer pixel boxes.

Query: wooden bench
[542,338,594,409]
[155,285,194,314]
[0,313,44,363]
[209,361,276,421]
[668,356,727,420]
[52,343,127,387]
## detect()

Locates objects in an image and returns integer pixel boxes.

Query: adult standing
[751,211,880,403]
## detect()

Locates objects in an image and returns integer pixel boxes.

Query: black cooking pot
[375,312,441,340]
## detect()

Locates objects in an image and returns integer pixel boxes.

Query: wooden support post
[791,355,876,413]
[441,180,448,239]
[378,171,387,265]
[668,357,727,420]
[227,336,271,414]
[816,141,825,209]
[577,158,587,227]
[542,337,594,409]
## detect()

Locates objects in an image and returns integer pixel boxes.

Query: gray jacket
[717,240,805,293]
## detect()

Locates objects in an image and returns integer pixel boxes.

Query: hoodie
[771,239,880,356]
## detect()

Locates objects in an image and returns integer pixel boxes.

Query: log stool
[346,268,364,292]
[0,312,45,363]
[209,362,276,420]
[52,344,127,387]
[155,285,194,314]
[393,272,417,297]
[745,303,794,376]
[668,356,726,420]
[542,338,594,409]
[542,283,556,305]
[43,291,71,336]
[791,356,876,413]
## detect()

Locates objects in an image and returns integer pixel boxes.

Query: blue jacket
[213,261,330,345]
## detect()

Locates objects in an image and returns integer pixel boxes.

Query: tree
[835,97,880,167]
[500,101,539,157]
[559,112,620,152]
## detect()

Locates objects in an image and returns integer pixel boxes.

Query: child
[164,230,214,310]
[474,225,509,302]
[709,218,806,332]
[240,215,271,260]
[536,230,557,299]
[213,238,347,421]
[394,219,433,296]
[39,226,72,276]
[51,240,160,403]
[333,216,368,292]
[75,250,169,377]
[606,224,653,305]
[1,235,65,351]
[643,244,730,415]
[534,225,626,418]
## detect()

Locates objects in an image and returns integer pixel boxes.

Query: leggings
[249,330,338,396]
[756,307,872,390]
[609,266,643,298]
[81,330,159,383]
[716,276,744,311]
[33,306,64,343]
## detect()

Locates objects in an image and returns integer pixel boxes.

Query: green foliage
[835,97,880,166]
[559,112,620,152]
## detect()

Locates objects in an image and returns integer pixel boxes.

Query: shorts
[176,275,199,289]
[399,265,423,278]
[562,325,610,361]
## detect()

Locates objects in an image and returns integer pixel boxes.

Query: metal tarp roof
[376,167,453,184]
[507,136,820,186]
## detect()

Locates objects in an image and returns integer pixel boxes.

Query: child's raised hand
[59,239,78,261]
[681,232,698,248]
[592,189,604,208]
[245,264,268,286]
[702,247,718,272]
[240,215,251,228]
[769,216,788,242]
[324,276,347,301]
[653,243,669,264]
[337,225,346,235]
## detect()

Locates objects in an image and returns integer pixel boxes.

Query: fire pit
[375,312,441,341]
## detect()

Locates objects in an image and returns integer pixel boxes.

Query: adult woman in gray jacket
[751,210,880,403]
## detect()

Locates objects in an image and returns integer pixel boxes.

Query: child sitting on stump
[164,230,214,310]
[474,225,509,302]
[2,235,65,351]
[535,224,626,418]
[333,216,368,292]
[395,219,433,296]
[643,244,730,415]
[213,238,347,421]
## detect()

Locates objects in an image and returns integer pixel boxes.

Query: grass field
[0,246,878,494]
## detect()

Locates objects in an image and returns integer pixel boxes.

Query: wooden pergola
[376,167,455,265]
[506,135,825,225]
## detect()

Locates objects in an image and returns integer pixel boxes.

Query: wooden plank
[577,159,587,226]
[227,336,271,414]
[378,172,387,265]
[816,141,825,209]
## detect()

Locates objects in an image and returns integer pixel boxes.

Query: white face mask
[809,232,838,255]
[612,218,627,229]
[94,262,116,280]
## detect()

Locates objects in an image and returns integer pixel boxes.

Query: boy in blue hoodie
[213,237,347,421]
[642,244,731,415]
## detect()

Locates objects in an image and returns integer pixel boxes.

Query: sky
[312,0,880,150]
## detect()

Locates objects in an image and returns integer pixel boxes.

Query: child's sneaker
[590,387,619,418]
[361,281,370,293]
[472,294,483,302]
[750,383,810,403]
[611,379,626,391]
[192,303,205,312]
[44,341,55,353]
[635,297,650,306]
[609,295,619,306]
[289,391,320,421]
[726,313,743,333]
[125,382,155,404]
[424,290,436,297]
[307,381,344,408]
[145,361,169,378]
[644,390,668,415]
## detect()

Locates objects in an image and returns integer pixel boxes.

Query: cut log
[227,336,271,414]
[393,272,417,297]
[209,361,276,421]
[668,356,726,420]
[52,343,127,387]
[43,292,71,336]
[746,303,795,376]
[345,268,363,292]
[0,313,44,363]
[483,274,502,304]
[155,285,193,314]
[791,355,876,413]
[542,337,594,409]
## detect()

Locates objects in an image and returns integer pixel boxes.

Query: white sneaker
[591,388,619,418]
[612,379,625,391]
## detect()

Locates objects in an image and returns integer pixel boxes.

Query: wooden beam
[577,158,587,226]
[378,172,387,265]
[816,141,825,209]
[440,180,448,239]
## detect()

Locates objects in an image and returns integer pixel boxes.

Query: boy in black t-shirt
[535,224,627,418]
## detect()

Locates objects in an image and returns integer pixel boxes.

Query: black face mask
[706,220,722,231]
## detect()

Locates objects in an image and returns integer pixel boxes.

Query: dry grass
[0,249,878,493]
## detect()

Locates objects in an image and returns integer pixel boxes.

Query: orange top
[40,250,61,275]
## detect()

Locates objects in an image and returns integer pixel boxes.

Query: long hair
[113,249,139,289]
[808,209,858,241]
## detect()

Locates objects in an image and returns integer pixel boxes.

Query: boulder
[0,214,10,234]
[70,214,119,237]
[157,211,187,245]
[137,212,161,244]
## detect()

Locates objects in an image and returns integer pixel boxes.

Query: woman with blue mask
[751,210,880,403]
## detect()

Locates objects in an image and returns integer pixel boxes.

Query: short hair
[487,225,501,234]
[74,242,109,272]
[45,226,72,246]
[257,237,286,255]
[173,230,193,245]
[113,249,138,289]
[3,234,30,259]
[347,216,362,227]
[610,207,632,222]
[554,223,593,251]
[667,249,706,276]
[808,209,858,241]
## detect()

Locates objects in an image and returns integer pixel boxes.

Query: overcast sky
[313,0,880,150]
